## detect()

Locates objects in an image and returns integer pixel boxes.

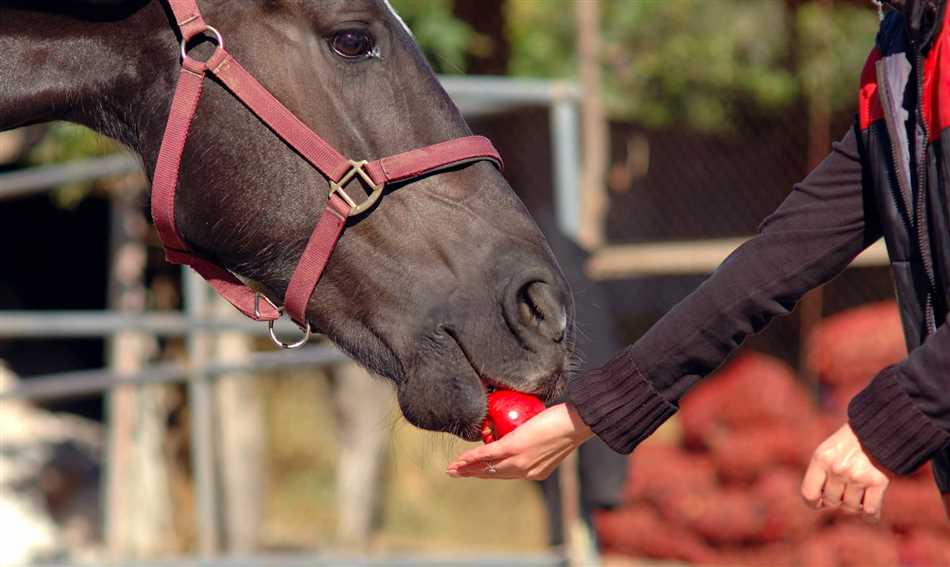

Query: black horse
[0,0,574,440]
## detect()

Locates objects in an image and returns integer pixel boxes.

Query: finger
[801,461,828,508]
[447,456,523,480]
[841,482,865,514]
[449,451,514,475]
[450,462,499,477]
[447,442,514,472]
[822,475,846,508]
[862,481,888,521]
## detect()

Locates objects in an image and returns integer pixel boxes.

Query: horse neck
[0,2,173,156]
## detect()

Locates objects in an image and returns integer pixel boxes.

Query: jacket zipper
[877,60,917,223]
[913,48,938,335]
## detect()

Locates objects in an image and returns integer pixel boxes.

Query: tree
[389,0,478,74]
[506,0,878,134]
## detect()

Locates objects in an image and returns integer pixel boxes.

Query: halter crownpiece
[151,0,503,348]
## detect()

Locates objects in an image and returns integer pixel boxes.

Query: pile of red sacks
[594,302,950,566]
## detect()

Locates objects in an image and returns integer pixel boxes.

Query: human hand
[801,423,890,520]
[446,402,593,480]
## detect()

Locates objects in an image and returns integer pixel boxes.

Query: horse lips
[481,390,545,443]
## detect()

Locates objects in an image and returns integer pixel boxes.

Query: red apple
[481,389,545,443]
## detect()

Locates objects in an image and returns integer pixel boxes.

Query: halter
[151,0,503,348]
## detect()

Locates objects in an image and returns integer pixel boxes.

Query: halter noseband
[152,0,503,348]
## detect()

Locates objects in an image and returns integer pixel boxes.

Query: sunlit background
[2,1,948,566]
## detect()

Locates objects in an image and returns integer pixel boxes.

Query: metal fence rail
[0,152,141,200]
[47,552,566,567]
[0,344,347,403]
[0,311,266,337]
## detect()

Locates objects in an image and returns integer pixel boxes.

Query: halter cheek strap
[152,0,503,345]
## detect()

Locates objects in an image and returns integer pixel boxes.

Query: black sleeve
[849,322,950,474]
[568,128,881,454]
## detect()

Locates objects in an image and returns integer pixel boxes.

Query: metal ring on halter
[180,25,224,63]
[268,317,311,350]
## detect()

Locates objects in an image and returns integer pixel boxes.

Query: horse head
[0,0,574,440]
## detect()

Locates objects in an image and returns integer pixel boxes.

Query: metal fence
[0,75,581,567]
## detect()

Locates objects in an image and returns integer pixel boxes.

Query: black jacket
[568,4,950,495]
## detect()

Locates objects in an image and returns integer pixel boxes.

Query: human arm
[449,127,879,479]
[568,127,879,454]
[800,235,950,518]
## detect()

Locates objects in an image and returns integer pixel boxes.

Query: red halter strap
[152,0,503,341]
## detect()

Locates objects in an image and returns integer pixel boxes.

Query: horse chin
[391,328,568,440]
[390,330,488,441]
[394,371,486,442]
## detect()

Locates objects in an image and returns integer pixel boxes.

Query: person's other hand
[446,403,593,480]
[801,423,890,520]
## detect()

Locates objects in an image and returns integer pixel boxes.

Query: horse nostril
[516,281,567,343]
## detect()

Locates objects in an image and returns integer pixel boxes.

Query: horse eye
[329,29,376,59]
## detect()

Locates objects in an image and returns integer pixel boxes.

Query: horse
[0,0,574,440]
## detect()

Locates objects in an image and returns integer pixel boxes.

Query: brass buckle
[329,160,384,217]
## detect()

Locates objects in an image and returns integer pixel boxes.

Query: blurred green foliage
[600,1,797,130]
[797,2,881,114]
[505,0,577,80]
[389,0,878,132]
[29,122,124,208]
[389,0,479,73]
[506,0,879,133]
[28,122,121,165]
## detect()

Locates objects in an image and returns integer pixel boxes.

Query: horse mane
[2,0,152,21]
[3,0,134,4]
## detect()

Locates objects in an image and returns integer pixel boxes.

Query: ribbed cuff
[848,368,950,475]
[567,348,677,454]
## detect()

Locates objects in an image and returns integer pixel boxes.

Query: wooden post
[183,271,220,556]
[575,0,608,250]
[211,295,265,552]
[558,452,588,566]
[798,0,833,389]
[331,362,390,548]
[557,3,608,564]
[105,181,174,558]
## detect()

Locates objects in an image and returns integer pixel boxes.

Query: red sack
[753,468,820,543]
[624,443,717,504]
[807,301,906,388]
[594,506,718,564]
[656,486,766,545]
[883,478,950,532]
[680,353,814,449]
[714,544,799,567]
[897,529,950,567]
[800,524,899,567]
[709,425,813,483]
